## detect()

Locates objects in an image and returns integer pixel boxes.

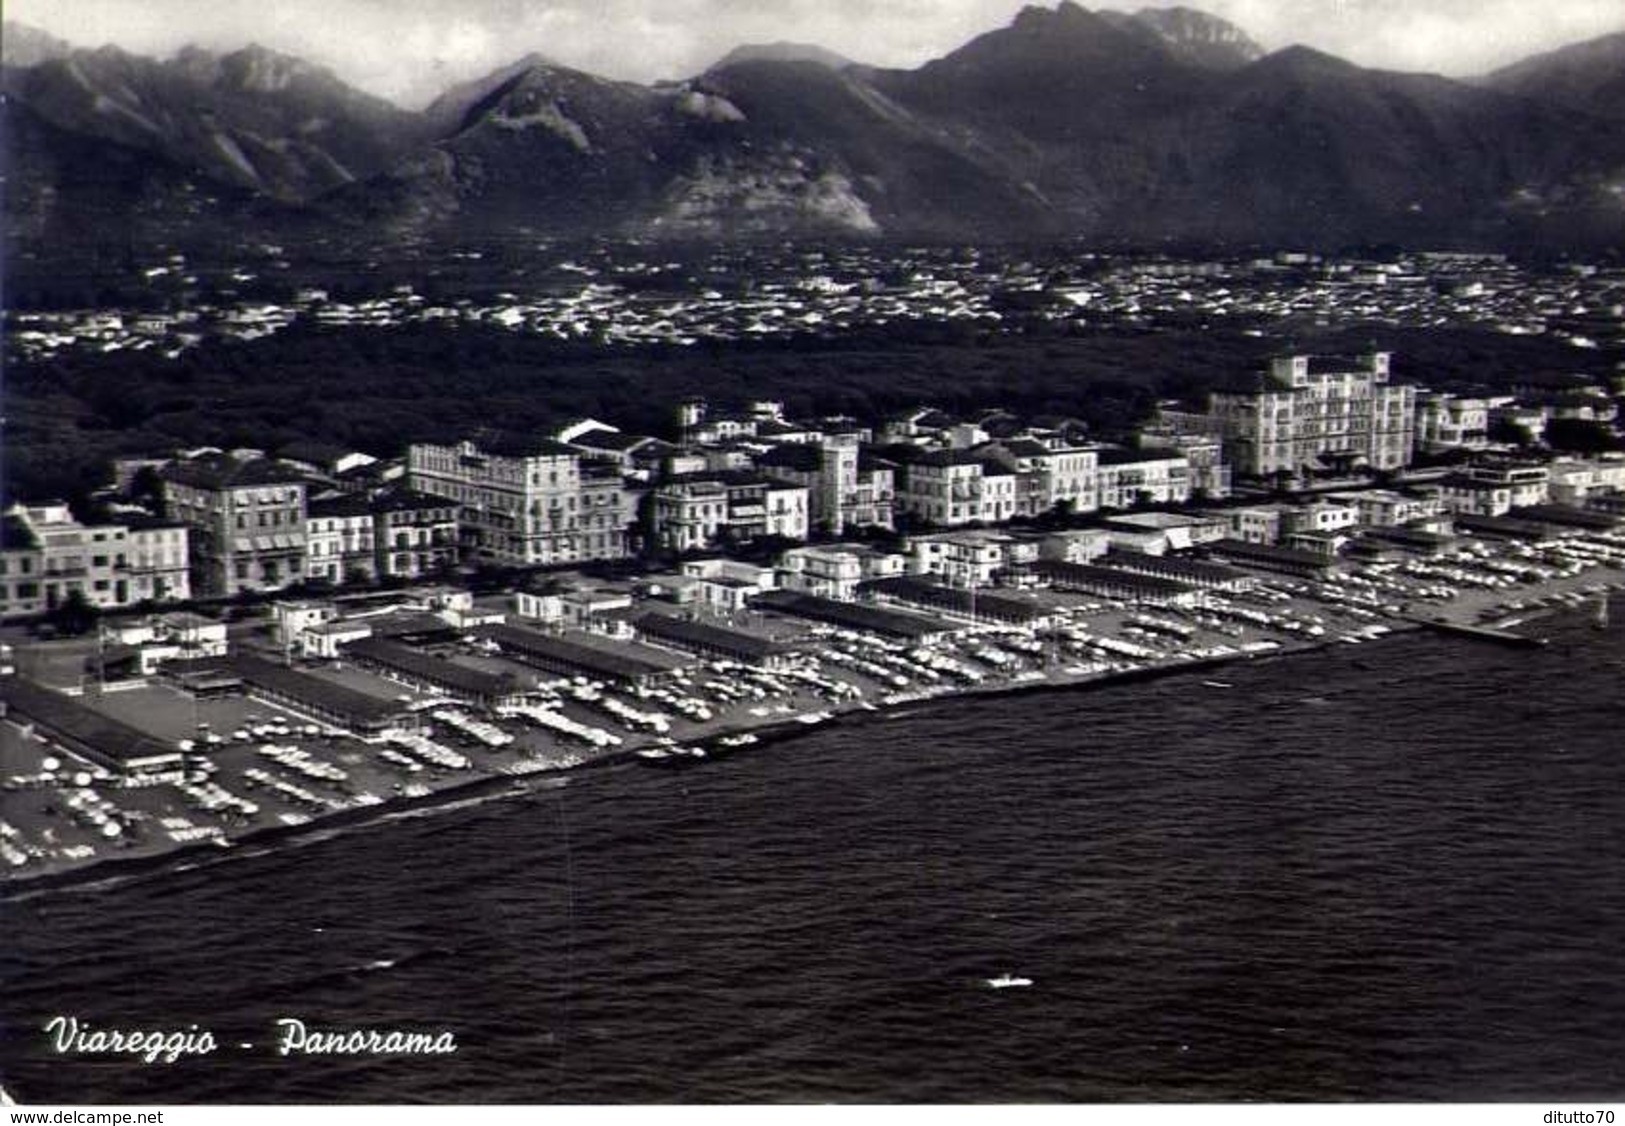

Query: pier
[1410,617,1549,649]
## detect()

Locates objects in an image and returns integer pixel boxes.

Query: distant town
[8,246,1619,363]
[3,301,1624,881]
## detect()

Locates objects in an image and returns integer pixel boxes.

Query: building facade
[306,495,377,584]
[408,439,634,567]
[372,491,460,580]
[1209,352,1417,478]
[162,456,309,597]
[651,473,809,552]
[896,451,1017,527]
[0,504,192,618]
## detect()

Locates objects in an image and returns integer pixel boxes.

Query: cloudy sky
[10,0,1623,107]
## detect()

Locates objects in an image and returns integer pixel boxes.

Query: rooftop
[162,456,310,491]
[0,676,182,768]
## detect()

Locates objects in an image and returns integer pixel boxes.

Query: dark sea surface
[4,612,1625,1104]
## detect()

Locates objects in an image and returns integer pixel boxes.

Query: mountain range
[4,3,1624,253]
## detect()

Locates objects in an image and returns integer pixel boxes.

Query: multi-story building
[19,502,132,612]
[1096,449,1192,510]
[1208,352,1416,478]
[651,473,809,552]
[906,531,1038,588]
[1438,461,1551,516]
[778,544,906,601]
[0,513,44,619]
[162,455,309,596]
[756,435,896,534]
[125,519,192,605]
[371,490,460,580]
[1327,489,1445,529]
[895,451,1016,527]
[407,439,634,568]
[1414,392,1491,454]
[0,504,192,618]
[306,494,377,584]
[1142,434,1231,500]
[1223,505,1290,545]
[976,439,1100,517]
[1283,500,1362,536]
[1547,458,1625,506]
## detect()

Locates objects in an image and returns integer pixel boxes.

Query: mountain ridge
[5,6,1624,251]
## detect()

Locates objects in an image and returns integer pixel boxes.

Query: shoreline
[7,562,1620,900]
[0,630,1355,899]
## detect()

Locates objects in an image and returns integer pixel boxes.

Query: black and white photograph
[2,0,1624,1111]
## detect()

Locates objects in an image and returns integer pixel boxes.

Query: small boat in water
[986,973,1033,989]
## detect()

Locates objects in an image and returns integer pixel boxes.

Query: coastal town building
[124,520,192,607]
[1438,461,1552,517]
[1096,551,1256,593]
[341,637,526,711]
[1283,501,1362,537]
[306,494,377,585]
[104,612,228,676]
[631,612,789,669]
[893,450,1017,527]
[777,544,906,601]
[1326,489,1445,529]
[906,531,1038,588]
[1103,512,1228,555]
[0,504,192,618]
[679,559,779,612]
[371,491,460,581]
[0,675,188,779]
[1414,392,1491,454]
[407,439,636,567]
[974,439,1101,517]
[161,455,310,597]
[1207,352,1417,478]
[1221,504,1290,545]
[1039,529,1112,565]
[1027,560,1202,608]
[1547,458,1625,506]
[754,434,896,534]
[0,514,44,619]
[650,472,809,552]
[1141,433,1232,500]
[1095,449,1193,510]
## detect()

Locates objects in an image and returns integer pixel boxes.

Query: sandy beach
[4,545,1622,896]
